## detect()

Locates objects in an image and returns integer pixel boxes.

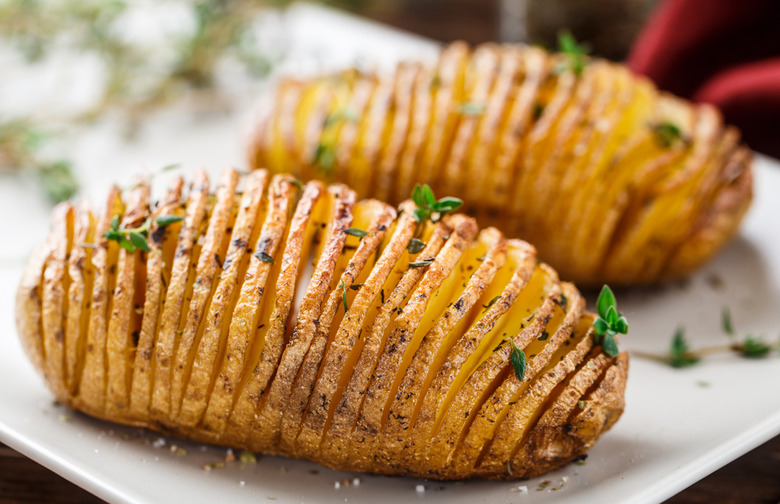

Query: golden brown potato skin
[16,168,627,480]
[247,43,753,286]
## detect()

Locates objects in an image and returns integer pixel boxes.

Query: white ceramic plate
[1,4,779,503]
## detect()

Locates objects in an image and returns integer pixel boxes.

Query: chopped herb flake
[509,340,527,382]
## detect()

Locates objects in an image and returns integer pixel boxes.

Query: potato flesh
[17,168,627,480]
[248,43,753,286]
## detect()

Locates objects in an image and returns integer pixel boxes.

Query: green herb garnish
[592,285,627,357]
[345,227,368,238]
[285,178,304,190]
[738,336,772,358]
[340,280,348,314]
[254,251,275,264]
[721,307,734,337]
[323,108,359,128]
[407,238,426,254]
[509,339,527,382]
[482,295,501,312]
[411,184,462,223]
[652,122,683,148]
[409,259,434,268]
[458,102,486,116]
[668,327,700,368]
[557,30,590,75]
[103,213,182,253]
[154,215,184,227]
[312,143,336,175]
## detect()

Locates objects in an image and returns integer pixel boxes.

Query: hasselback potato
[247,42,753,286]
[16,168,627,480]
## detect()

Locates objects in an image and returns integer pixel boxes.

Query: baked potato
[247,42,753,286]
[16,168,627,480]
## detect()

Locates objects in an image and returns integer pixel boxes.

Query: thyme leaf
[509,340,527,382]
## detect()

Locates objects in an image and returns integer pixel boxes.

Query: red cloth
[627,0,780,158]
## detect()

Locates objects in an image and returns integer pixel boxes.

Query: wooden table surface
[2,1,779,502]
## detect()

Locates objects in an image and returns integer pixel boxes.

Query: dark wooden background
[2,1,779,502]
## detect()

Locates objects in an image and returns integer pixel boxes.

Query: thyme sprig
[635,307,779,368]
[103,214,183,253]
[411,184,462,223]
[592,285,627,357]
[557,30,590,76]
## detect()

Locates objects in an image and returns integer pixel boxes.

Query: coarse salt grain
[334,482,341,489]
[415,484,425,493]
[352,478,361,487]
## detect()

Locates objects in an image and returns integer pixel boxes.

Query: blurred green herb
[667,327,700,368]
[635,308,778,367]
[0,119,78,202]
[557,30,589,75]
[652,122,684,148]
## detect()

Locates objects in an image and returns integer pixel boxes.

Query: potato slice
[353,214,478,471]
[417,42,469,193]
[508,342,628,478]
[65,201,95,396]
[168,169,240,422]
[128,177,184,421]
[150,171,210,423]
[477,317,598,477]
[200,175,298,436]
[76,187,123,416]
[227,180,328,445]
[375,227,508,468]
[407,262,561,474]
[440,44,501,198]
[335,72,378,194]
[489,46,549,212]
[41,202,73,403]
[662,146,752,281]
[451,282,584,475]
[463,45,522,205]
[105,181,151,419]
[319,203,440,466]
[375,62,418,203]
[508,64,577,239]
[249,183,356,451]
[177,171,269,428]
[393,65,435,203]
[290,199,397,458]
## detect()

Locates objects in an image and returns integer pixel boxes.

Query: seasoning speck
[334,481,341,489]
[152,438,166,448]
[416,484,426,493]
[352,477,361,487]
[239,450,257,464]
[510,485,528,494]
